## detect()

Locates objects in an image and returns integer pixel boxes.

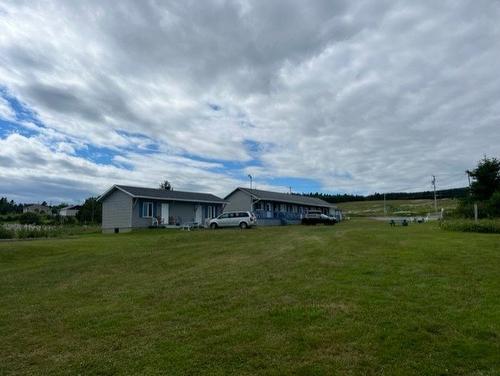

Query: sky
[1,0,499,204]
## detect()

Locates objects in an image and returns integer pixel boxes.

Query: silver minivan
[209,211,257,229]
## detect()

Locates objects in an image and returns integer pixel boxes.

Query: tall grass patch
[440,219,500,233]
[0,224,100,239]
[0,225,15,239]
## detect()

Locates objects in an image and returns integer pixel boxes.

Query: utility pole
[466,170,472,197]
[248,174,253,189]
[383,193,387,216]
[431,175,437,213]
[289,186,292,194]
[466,170,477,220]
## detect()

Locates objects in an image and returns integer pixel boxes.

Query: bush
[454,194,500,219]
[16,226,50,239]
[19,212,41,225]
[487,191,500,217]
[0,225,14,239]
[440,219,500,234]
[0,214,21,223]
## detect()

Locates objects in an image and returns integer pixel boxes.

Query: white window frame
[207,205,215,218]
[142,202,154,218]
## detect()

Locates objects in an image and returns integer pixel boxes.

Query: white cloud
[0,133,280,202]
[0,0,499,201]
[0,96,15,121]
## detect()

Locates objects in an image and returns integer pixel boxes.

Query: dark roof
[100,185,226,204]
[61,205,81,210]
[228,187,335,208]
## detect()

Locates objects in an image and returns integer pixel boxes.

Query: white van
[209,211,257,229]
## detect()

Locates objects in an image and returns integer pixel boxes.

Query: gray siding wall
[102,190,132,231]
[224,190,252,212]
[131,199,152,228]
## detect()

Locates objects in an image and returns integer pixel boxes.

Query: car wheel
[239,222,248,229]
[210,223,218,229]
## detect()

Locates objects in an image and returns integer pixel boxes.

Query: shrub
[487,191,500,217]
[0,224,99,240]
[17,226,50,239]
[440,219,500,234]
[0,225,14,239]
[19,212,41,225]
[0,214,21,223]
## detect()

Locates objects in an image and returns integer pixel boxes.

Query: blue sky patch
[265,177,323,193]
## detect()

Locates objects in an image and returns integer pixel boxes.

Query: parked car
[209,211,257,229]
[301,210,337,225]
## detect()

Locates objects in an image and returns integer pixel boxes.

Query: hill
[337,198,459,217]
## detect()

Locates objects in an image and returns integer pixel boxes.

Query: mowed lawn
[1,221,499,375]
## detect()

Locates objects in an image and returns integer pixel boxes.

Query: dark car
[301,210,337,225]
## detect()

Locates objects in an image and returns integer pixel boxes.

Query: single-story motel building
[98,185,342,233]
[224,187,342,225]
[98,185,226,233]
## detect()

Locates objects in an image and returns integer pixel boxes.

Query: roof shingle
[115,185,226,203]
[230,187,335,208]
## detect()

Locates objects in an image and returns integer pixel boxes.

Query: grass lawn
[1,220,499,375]
[337,198,458,217]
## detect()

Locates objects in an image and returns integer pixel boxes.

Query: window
[238,212,249,217]
[219,213,229,219]
[142,202,153,217]
[207,206,215,218]
[266,203,272,211]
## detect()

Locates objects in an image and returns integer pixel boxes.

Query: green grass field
[337,198,459,217]
[1,220,499,375]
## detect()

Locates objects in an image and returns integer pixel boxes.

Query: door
[229,212,240,226]
[161,203,169,224]
[207,206,215,219]
[218,213,230,227]
[195,205,202,224]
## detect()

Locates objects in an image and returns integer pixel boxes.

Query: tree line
[0,197,24,214]
[0,197,102,224]
[456,156,500,218]
[301,187,468,204]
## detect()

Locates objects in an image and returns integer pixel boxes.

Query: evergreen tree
[76,197,102,224]
[467,156,500,201]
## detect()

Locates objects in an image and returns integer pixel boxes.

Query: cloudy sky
[1,0,499,203]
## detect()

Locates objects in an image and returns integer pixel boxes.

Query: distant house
[59,205,81,217]
[224,187,341,225]
[23,204,51,214]
[97,185,226,233]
